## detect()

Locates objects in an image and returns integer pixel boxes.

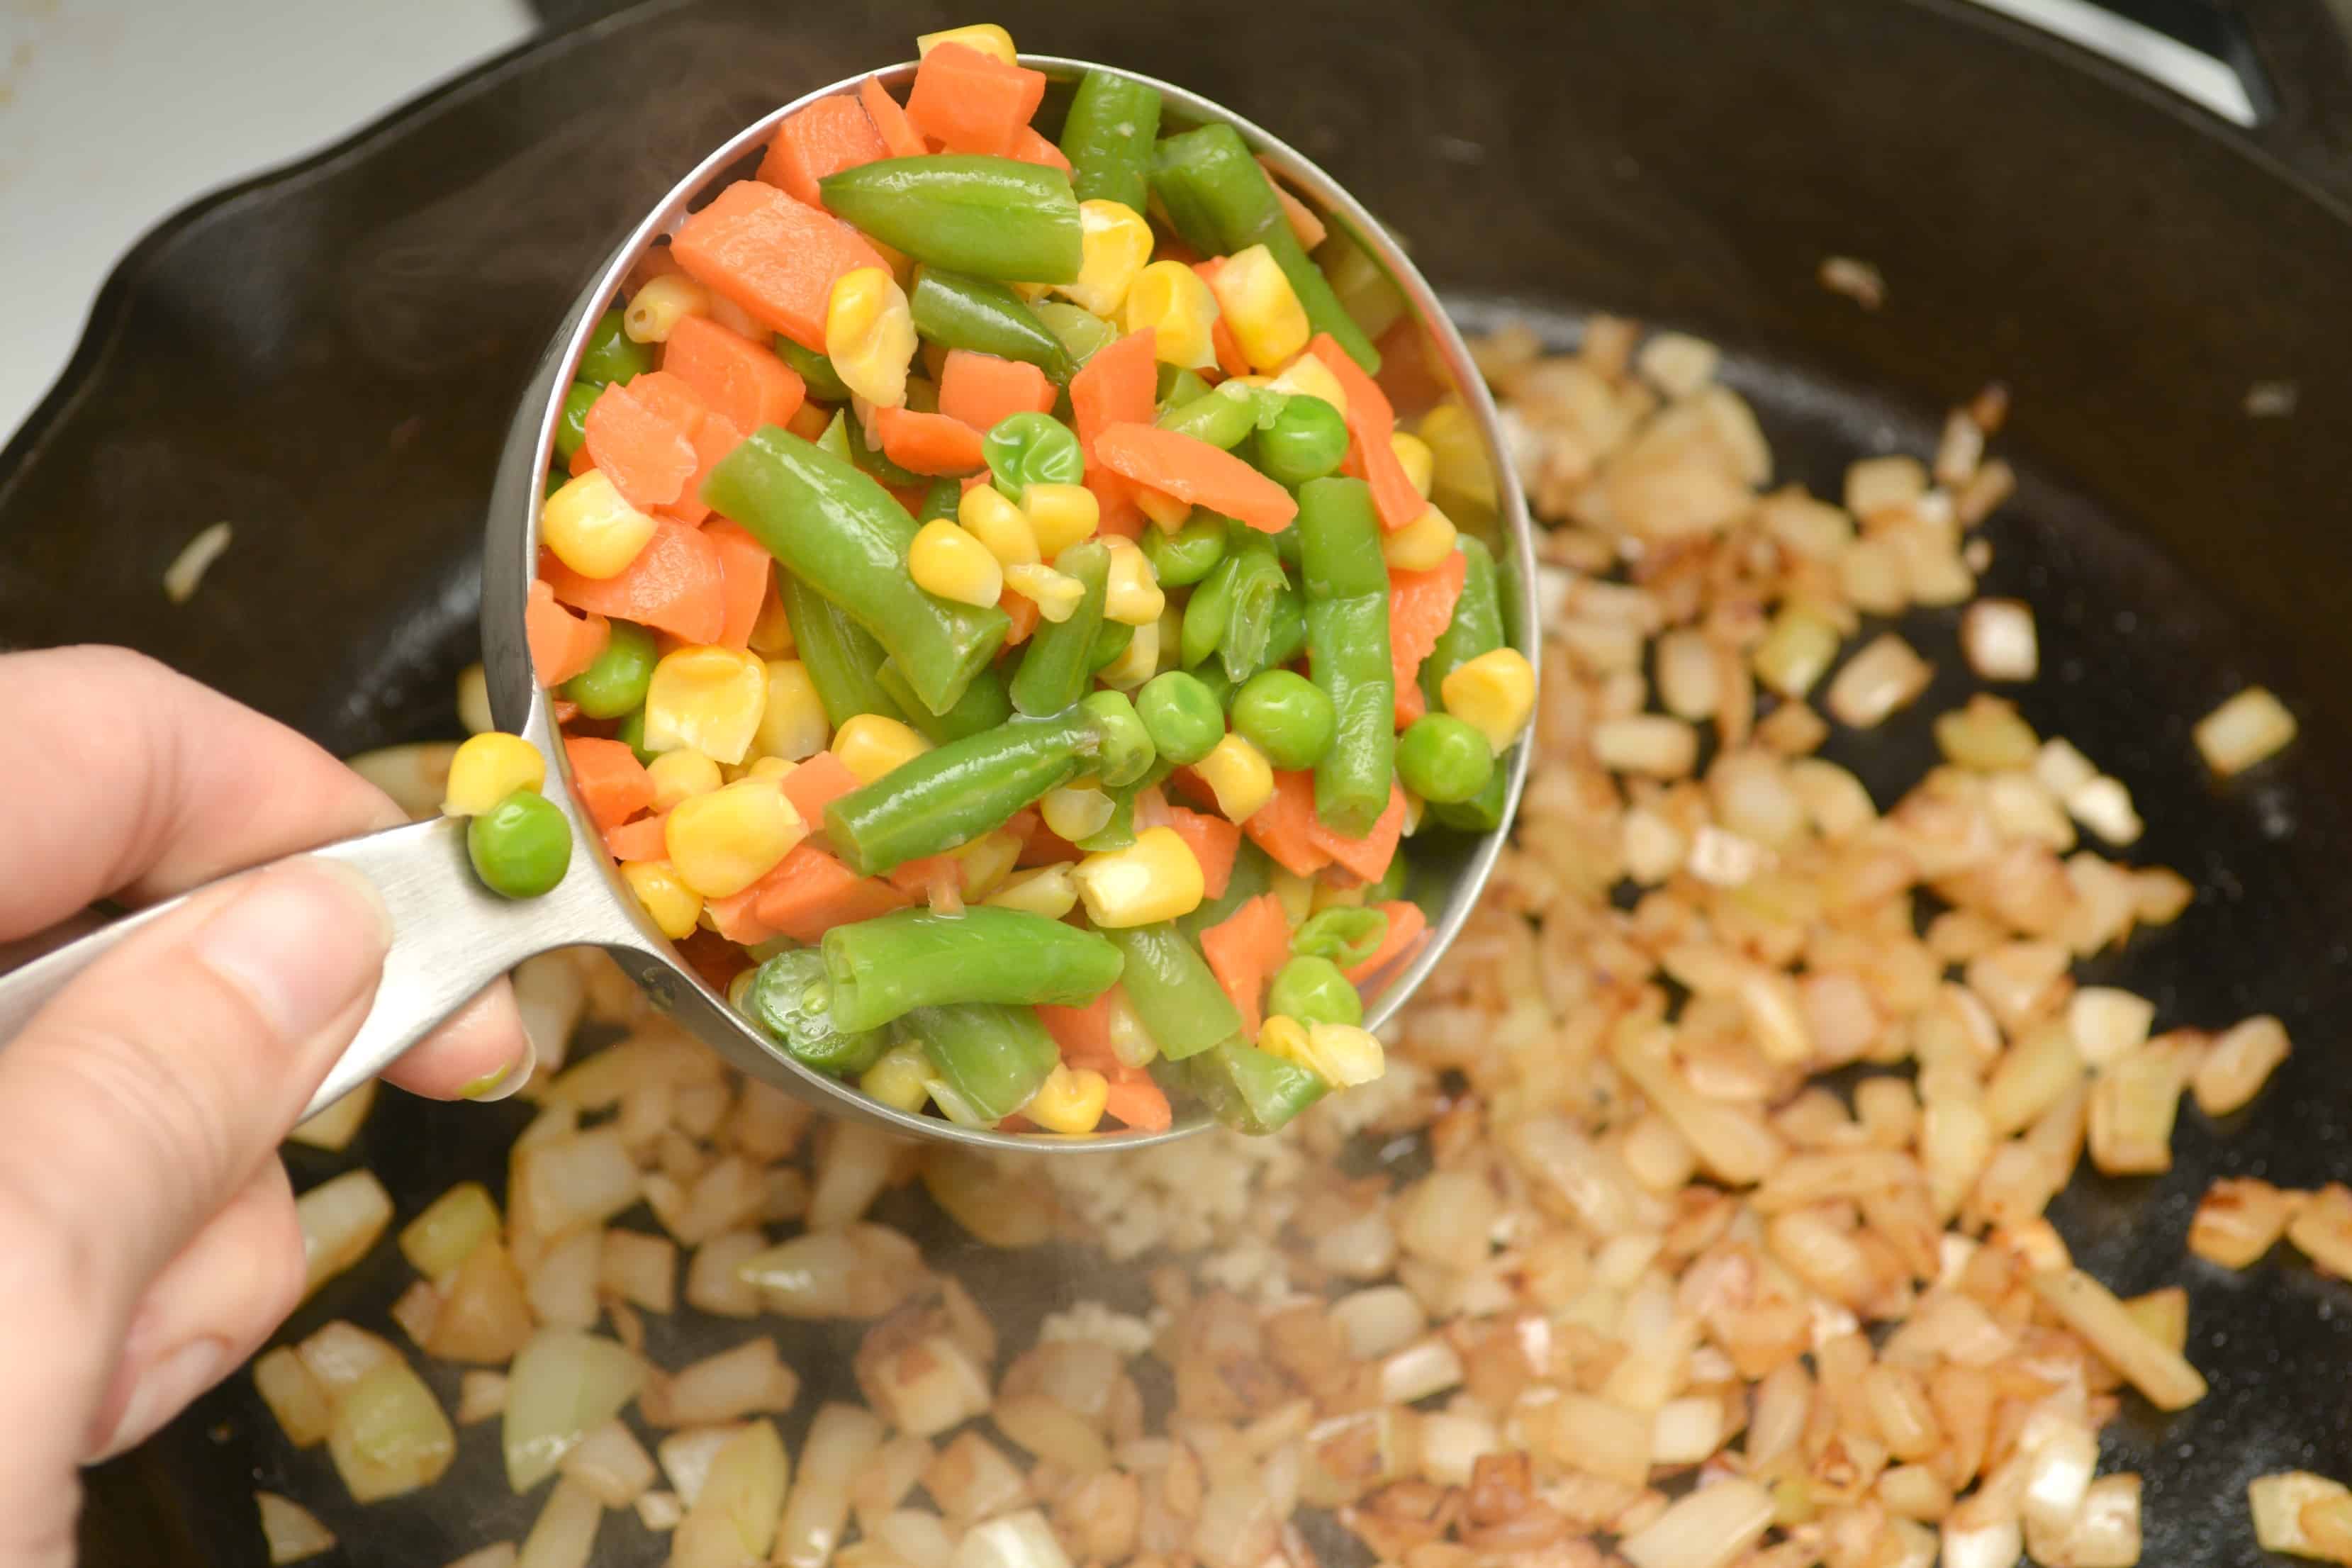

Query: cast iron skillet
[6,1,2351,1562]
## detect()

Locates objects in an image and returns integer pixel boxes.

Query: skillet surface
[4,1,2348,1562]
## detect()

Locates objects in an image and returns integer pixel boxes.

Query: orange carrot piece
[751,841,912,942]
[1000,586,1041,646]
[871,405,988,476]
[1070,327,1157,457]
[904,43,1047,157]
[542,522,727,644]
[1308,333,1424,530]
[526,579,610,687]
[661,315,806,435]
[704,520,774,651]
[1241,771,1335,877]
[605,812,670,861]
[664,408,746,527]
[676,928,753,992]
[1258,157,1328,250]
[582,380,698,510]
[1394,680,1427,728]
[626,369,710,429]
[937,350,1057,434]
[1038,986,1124,1072]
[1387,548,1468,725]
[1017,813,1083,866]
[859,77,927,159]
[1092,423,1299,532]
[564,737,654,834]
[671,180,888,352]
[1200,893,1291,1038]
[758,94,889,207]
[1165,806,1241,900]
[549,698,581,726]
[1307,782,1406,885]
[1346,900,1428,987]
[1102,1065,1172,1133]
[1087,470,1145,540]
[1192,262,1251,379]
[779,750,861,824]
[887,853,965,900]
[569,444,598,478]
[1010,125,1072,174]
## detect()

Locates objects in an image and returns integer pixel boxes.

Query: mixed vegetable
[503,23,1533,1136]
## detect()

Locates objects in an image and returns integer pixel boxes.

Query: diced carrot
[526,579,610,687]
[605,812,670,861]
[1092,424,1299,532]
[905,43,1047,157]
[1258,157,1328,250]
[1009,125,1072,174]
[1165,806,1241,900]
[677,928,753,992]
[1308,333,1424,530]
[626,369,710,430]
[1346,900,1429,987]
[564,737,654,834]
[1017,813,1083,866]
[937,350,1056,434]
[1387,548,1468,725]
[661,315,806,435]
[1192,262,1250,380]
[1102,1065,1172,1133]
[549,698,581,725]
[704,520,774,650]
[1240,770,1335,877]
[581,379,697,510]
[887,854,965,900]
[1394,681,1427,727]
[542,523,727,644]
[860,77,927,159]
[1369,318,1445,421]
[568,444,598,478]
[1200,893,1291,1038]
[758,94,889,207]
[1000,586,1041,646]
[1087,470,1144,539]
[1070,327,1157,457]
[661,408,744,527]
[702,882,780,945]
[672,180,888,352]
[1307,783,1406,884]
[751,841,912,942]
[871,405,987,476]
[1038,986,1124,1072]
[778,750,861,824]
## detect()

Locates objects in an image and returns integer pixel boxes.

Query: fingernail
[92,1336,229,1460]
[193,861,392,1043]
[460,1036,535,1102]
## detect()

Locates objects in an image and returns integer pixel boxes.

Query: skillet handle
[0,813,633,1121]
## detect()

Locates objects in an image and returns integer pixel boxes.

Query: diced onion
[2195,685,2297,776]
[516,1474,602,1568]
[670,1421,789,1568]
[163,521,233,603]
[2030,1268,2207,1411]
[252,1346,335,1450]
[328,1358,457,1503]
[296,1168,394,1300]
[2250,1471,2352,1558]
[1618,1477,1772,1568]
[954,1510,1072,1568]
[776,1404,887,1568]
[257,1491,336,1564]
[287,1079,377,1153]
[1826,634,1934,729]
[643,1338,800,1428]
[502,1328,646,1493]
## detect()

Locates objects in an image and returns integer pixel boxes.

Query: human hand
[0,646,534,1567]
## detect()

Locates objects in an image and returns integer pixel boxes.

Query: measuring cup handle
[0,814,642,1123]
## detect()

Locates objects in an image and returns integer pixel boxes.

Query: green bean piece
[705,429,1008,717]
[1422,536,1511,834]
[554,381,600,461]
[1180,841,1275,941]
[1297,478,1396,837]
[577,307,651,386]
[1012,540,1109,717]
[820,156,1082,284]
[824,710,1097,875]
[877,658,1012,744]
[1156,364,1211,410]
[1142,516,1228,586]
[1058,69,1163,213]
[1291,906,1389,970]
[1316,226,1409,344]
[1032,300,1119,368]
[1366,846,1409,905]
[982,411,1085,503]
[1216,535,1289,683]
[1188,1038,1328,1134]
[775,335,852,403]
[909,268,1073,381]
[1158,386,1259,450]
[1397,713,1495,804]
[1081,690,1156,787]
[1101,924,1243,1062]
[466,789,572,900]
[1232,669,1337,771]
[1255,394,1350,486]
[1088,620,1133,673]
[1148,125,1379,372]
[616,707,656,766]
[740,949,889,1077]
[1136,671,1226,766]
[781,571,911,730]
[1265,586,1308,670]
[561,620,659,719]
[908,1002,1061,1123]
[917,478,964,522]
[1180,555,1236,670]
[822,909,1123,1033]
[1074,785,1136,852]
[1267,955,1363,1028]
[545,469,569,500]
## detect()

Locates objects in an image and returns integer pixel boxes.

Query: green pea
[775,335,852,403]
[578,308,651,387]
[1143,516,1229,586]
[1255,394,1349,486]
[1267,954,1362,1027]
[1137,671,1226,765]
[1081,690,1157,788]
[467,788,573,899]
[554,381,601,461]
[1032,300,1119,368]
[616,707,656,766]
[982,411,1085,502]
[1397,713,1494,804]
[1232,669,1335,771]
[1156,364,1211,410]
[561,620,658,719]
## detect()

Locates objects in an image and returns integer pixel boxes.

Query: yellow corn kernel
[1026,1063,1111,1135]
[1154,602,1183,677]
[1382,505,1458,573]
[646,747,723,811]
[746,580,794,657]
[825,267,917,408]
[442,732,544,817]
[1041,784,1115,841]
[539,469,656,580]
[1311,878,1368,912]
[1097,615,1159,690]
[1258,1014,1312,1070]
[860,1044,934,1114]
[983,864,1078,919]
[1440,646,1538,753]
[621,860,703,939]
[1390,432,1436,499]
[1102,541,1166,626]
[1267,352,1348,418]
[914,23,1016,62]
[753,659,829,761]
[1071,827,1206,927]
[959,483,1040,567]
[1136,486,1192,532]
[1418,400,1498,508]
[1204,243,1309,372]
[909,518,1004,607]
[663,778,807,897]
[1401,790,1426,836]
[1003,562,1085,622]
[1055,200,1154,317]
[622,273,709,345]
[1304,1021,1387,1087]
[743,756,796,780]
[1124,259,1220,371]
[1194,732,1275,822]
[951,829,1022,900]
[1269,867,1315,929]
[644,645,768,765]
[1022,482,1100,557]
[831,712,932,783]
